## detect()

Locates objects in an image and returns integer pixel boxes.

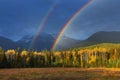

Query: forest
[0,43,120,68]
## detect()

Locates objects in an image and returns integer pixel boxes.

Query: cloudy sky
[0,0,120,41]
[64,0,120,40]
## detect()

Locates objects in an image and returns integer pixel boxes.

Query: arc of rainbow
[51,0,94,51]
[29,0,60,49]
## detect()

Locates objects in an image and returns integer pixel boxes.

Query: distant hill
[77,43,120,50]
[1,31,120,51]
[16,33,55,51]
[75,31,120,48]
[0,36,17,50]
[0,33,78,51]
[54,36,80,50]
[0,33,55,51]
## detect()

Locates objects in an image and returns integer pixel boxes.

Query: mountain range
[0,33,78,51]
[74,31,120,48]
[0,31,120,51]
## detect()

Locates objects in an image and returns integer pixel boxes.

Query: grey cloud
[64,0,120,40]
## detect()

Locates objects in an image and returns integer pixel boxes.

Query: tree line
[0,46,120,68]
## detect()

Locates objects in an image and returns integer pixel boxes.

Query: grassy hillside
[73,31,120,48]
[76,43,120,50]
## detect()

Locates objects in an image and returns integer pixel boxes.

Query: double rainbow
[51,0,94,51]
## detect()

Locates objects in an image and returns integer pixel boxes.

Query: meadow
[0,68,120,80]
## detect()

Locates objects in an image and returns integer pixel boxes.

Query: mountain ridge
[74,31,120,48]
[1,31,120,51]
[0,33,78,51]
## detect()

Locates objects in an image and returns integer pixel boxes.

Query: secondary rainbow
[29,0,60,49]
[51,0,94,51]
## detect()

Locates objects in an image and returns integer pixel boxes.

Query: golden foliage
[6,49,16,55]
[21,50,28,56]
[1,43,120,68]
[54,51,61,56]
[89,55,96,64]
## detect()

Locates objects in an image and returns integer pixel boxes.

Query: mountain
[29,33,55,51]
[0,36,17,50]
[16,33,55,51]
[15,35,33,50]
[18,33,79,51]
[0,33,78,51]
[75,31,120,47]
[0,33,55,51]
[1,31,120,51]
[55,36,80,50]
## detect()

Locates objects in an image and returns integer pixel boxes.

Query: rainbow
[51,0,94,51]
[29,0,60,49]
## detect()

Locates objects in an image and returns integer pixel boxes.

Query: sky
[64,0,120,40]
[0,0,120,41]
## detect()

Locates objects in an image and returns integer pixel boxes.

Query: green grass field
[0,68,120,80]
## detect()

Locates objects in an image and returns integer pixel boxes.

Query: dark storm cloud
[0,0,90,41]
[64,0,120,40]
